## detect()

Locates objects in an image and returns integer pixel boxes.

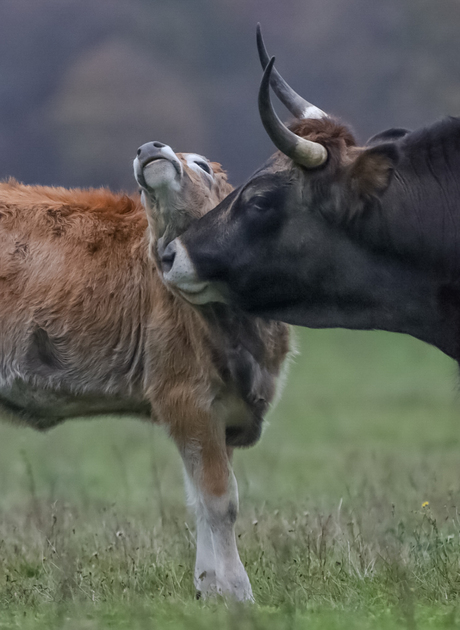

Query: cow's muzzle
[160,239,227,305]
[134,141,182,190]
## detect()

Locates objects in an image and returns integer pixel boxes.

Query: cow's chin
[173,282,228,305]
[143,160,179,190]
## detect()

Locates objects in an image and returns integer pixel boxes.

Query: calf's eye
[195,161,212,174]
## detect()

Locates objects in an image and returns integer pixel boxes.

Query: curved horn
[258,57,328,168]
[256,24,326,120]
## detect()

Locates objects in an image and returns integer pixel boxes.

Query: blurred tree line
[1,0,460,191]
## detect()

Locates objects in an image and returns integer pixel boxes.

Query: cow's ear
[349,143,399,199]
[365,128,410,147]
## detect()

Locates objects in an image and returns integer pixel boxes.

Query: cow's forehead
[247,153,297,182]
[238,165,293,201]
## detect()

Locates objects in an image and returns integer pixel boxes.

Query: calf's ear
[349,143,399,199]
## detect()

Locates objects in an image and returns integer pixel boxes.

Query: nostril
[137,147,142,156]
[161,241,176,275]
[152,141,166,149]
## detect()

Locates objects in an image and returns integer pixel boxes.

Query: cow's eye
[250,195,271,212]
[195,161,212,175]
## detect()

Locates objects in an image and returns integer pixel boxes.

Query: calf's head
[134,141,232,245]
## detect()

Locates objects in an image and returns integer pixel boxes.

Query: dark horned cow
[161,27,460,361]
[0,142,291,601]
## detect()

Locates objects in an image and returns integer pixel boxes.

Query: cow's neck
[359,120,460,276]
[303,241,460,359]
[341,158,460,360]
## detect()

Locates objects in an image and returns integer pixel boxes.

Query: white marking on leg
[204,468,253,601]
[183,467,217,595]
[181,448,253,601]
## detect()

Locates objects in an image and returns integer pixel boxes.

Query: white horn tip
[296,140,328,167]
[302,105,328,120]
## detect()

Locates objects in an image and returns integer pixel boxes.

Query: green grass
[1,328,460,628]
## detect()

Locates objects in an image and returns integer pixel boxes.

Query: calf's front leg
[179,436,253,602]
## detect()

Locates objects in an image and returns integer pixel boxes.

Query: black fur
[179,117,460,360]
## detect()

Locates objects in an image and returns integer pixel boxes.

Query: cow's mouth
[175,283,214,304]
[135,157,182,192]
[160,238,229,305]
[133,143,183,192]
[142,156,181,177]
[166,280,227,306]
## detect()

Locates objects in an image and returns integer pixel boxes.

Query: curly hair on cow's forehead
[289,117,357,149]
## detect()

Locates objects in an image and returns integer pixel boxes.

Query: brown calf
[0,144,291,600]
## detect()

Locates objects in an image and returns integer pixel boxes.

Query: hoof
[195,569,254,602]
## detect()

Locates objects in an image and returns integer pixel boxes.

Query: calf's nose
[136,141,167,167]
[161,240,177,274]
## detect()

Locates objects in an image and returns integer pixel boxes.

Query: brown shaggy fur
[289,117,357,168]
[287,117,396,215]
[0,172,289,445]
[289,117,357,148]
[0,157,291,599]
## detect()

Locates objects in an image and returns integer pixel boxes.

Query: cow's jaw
[142,159,181,191]
[133,143,183,191]
[134,145,188,241]
[161,238,228,304]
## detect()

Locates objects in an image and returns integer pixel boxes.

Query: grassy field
[1,328,460,628]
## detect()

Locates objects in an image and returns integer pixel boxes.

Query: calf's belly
[0,379,151,430]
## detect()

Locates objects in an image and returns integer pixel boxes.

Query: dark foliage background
[1,0,460,191]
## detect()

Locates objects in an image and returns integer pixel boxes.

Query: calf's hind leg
[177,430,253,601]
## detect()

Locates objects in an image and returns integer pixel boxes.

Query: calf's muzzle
[136,141,168,168]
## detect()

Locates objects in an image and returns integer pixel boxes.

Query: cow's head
[157,29,405,326]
